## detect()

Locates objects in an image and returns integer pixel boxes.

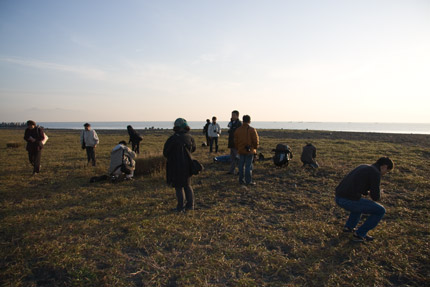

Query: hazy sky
[1,0,429,123]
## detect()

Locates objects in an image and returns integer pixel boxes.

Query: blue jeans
[238,154,253,184]
[335,196,386,237]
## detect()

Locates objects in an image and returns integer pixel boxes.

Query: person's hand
[28,136,36,142]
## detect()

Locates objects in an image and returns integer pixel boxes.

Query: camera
[245,145,251,152]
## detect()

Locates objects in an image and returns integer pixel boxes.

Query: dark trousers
[205,135,210,146]
[131,141,140,154]
[209,137,218,152]
[85,146,96,166]
[175,185,194,211]
[28,150,42,173]
[229,148,238,173]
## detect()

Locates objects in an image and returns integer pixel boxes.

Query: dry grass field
[0,128,429,286]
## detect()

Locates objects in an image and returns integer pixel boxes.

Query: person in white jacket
[207,116,221,153]
[80,123,99,166]
[108,141,136,180]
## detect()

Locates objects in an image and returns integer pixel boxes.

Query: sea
[38,121,430,135]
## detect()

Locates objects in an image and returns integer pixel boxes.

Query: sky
[0,0,429,123]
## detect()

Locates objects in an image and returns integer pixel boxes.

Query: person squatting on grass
[108,141,136,180]
[234,115,259,186]
[335,157,394,242]
[80,123,99,166]
[301,142,319,168]
[163,118,197,212]
[24,120,45,175]
[227,110,242,175]
[207,116,221,153]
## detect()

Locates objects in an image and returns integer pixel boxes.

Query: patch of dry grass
[0,129,429,286]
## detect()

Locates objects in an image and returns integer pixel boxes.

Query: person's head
[374,157,394,176]
[127,125,133,131]
[84,123,91,131]
[242,115,251,124]
[212,116,217,123]
[206,119,210,123]
[173,118,190,133]
[231,110,239,121]
[118,140,127,146]
[26,120,36,129]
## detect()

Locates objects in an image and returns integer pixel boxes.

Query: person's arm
[369,172,381,201]
[234,129,239,149]
[93,130,99,145]
[190,137,196,153]
[313,147,317,158]
[24,129,31,142]
[217,124,221,135]
[163,137,172,158]
[37,127,45,142]
[252,129,259,149]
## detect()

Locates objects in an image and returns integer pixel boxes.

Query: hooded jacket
[108,144,136,175]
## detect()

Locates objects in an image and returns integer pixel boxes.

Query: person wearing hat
[24,120,45,175]
[163,118,196,212]
[80,123,99,166]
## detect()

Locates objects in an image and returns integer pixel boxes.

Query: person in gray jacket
[80,123,99,166]
[108,141,136,180]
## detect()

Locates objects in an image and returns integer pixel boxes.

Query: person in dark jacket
[23,120,45,175]
[127,125,143,154]
[227,110,242,174]
[335,157,394,242]
[163,118,197,212]
[301,143,319,168]
[203,119,210,146]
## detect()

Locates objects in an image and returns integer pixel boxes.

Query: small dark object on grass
[90,175,110,183]
[134,155,166,176]
[6,142,20,148]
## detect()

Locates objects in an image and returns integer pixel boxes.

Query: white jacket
[208,123,221,138]
[81,130,99,147]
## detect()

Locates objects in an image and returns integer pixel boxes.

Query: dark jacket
[127,126,142,144]
[301,143,316,163]
[24,126,45,152]
[163,131,196,187]
[203,122,210,136]
[227,120,242,148]
[335,164,381,201]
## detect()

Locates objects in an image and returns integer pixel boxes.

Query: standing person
[127,125,143,154]
[23,120,45,175]
[108,141,136,180]
[301,143,319,168]
[227,110,242,174]
[234,115,259,185]
[335,157,394,242]
[207,116,221,153]
[80,123,99,166]
[163,118,197,212]
[203,119,210,146]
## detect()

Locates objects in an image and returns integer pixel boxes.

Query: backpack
[272,144,293,167]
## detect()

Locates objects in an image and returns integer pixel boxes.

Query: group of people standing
[23,116,394,242]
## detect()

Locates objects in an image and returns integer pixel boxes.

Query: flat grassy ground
[0,128,429,287]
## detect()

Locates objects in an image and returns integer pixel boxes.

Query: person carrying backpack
[23,120,45,175]
[163,118,197,212]
[127,125,143,154]
[234,115,259,186]
[108,141,136,180]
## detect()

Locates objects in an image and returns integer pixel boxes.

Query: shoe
[352,232,364,242]
[246,182,256,186]
[363,235,374,241]
[343,226,356,233]
[239,181,246,185]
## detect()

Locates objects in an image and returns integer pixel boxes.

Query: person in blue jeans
[335,157,394,242]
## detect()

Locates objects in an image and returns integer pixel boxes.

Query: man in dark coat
[227,110,242,174]
[335,157,394,242]
[163,118,196,212]
[203,119,210,146]
[127,125,143,154]
[23,120,45,175]
[301,143,319,168]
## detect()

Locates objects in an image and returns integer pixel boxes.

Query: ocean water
[38,121,430,134]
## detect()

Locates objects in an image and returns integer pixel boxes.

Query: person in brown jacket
[234,115,259,185]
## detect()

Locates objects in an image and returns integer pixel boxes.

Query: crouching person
[335,157,394,242]
[163,118,196,212]
[301,142,319,168]
[108,141,136,181]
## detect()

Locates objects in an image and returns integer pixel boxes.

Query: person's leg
[229,148,238,174]
[214,137,218,153]
[85,147,91,163]
[209,137,213,152]
[33,150,42,173]
[28,151,35,166]
[245,154,253,184]
[132,142,136,153]
[136,142,140,154]
[89,147,96,166]
[184,185,195,210]
[355,199,386,237]
[311,161,319,168]
[335,197,363,230]
[175,187,185,211]
[238,155,245,184]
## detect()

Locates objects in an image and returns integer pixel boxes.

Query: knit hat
[174,118,189,129]
[26,120,36,126]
